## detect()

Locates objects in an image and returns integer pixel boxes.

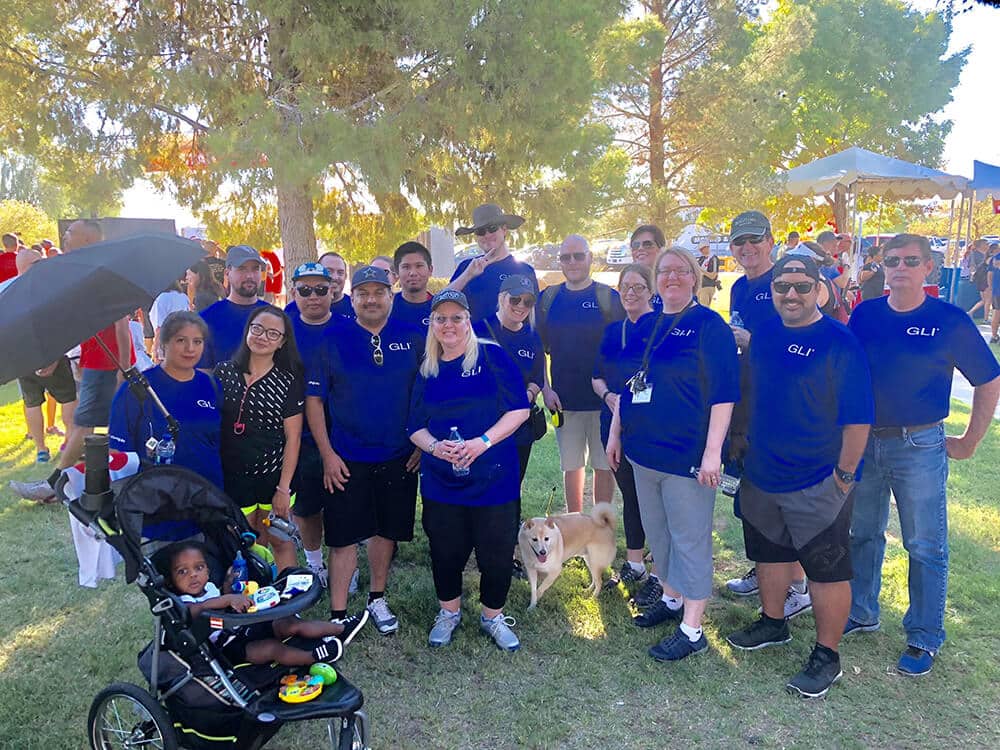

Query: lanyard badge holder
[627,302,693,405]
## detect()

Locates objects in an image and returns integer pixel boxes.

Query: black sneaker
[632,576,664,608]
[332,610,370,647]
[312,638,343,664]
[632,599,683,628]
[619,561,648,585]
[786,645,843,698]
[726,616,791,650]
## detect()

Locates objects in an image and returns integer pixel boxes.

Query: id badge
[632,384,653,404]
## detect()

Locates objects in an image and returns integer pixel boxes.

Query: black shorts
[18,357,77,408]
[219,622,276,665]
[292,442,330,518]
[740,476,853,583]
[323,454,418,548]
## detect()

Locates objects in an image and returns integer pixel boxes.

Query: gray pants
[630,459,716,600]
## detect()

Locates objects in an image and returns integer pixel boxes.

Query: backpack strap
[593,282,615,326]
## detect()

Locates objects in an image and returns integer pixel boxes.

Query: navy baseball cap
[431,289,470,311]
[500,274,535,297]
[351,265,392,288]
[292,262,331,281]
[225,244,265,268]
[772,254,821,282]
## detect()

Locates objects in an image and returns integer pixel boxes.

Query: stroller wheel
[88,682,177,750]
[328,710,370,750]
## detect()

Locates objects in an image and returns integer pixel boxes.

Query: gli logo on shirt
[787,344,815,357]
[906,326,939,337]
[517,349,535,359]
[461,366,483,378]
[582,301,600,309]
[754,291,772,302]
[671,328,695,337]
[388,341,412,351]
[196,399,217,409]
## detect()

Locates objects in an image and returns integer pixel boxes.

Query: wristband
[275,486,291,495]
[601,391,612,405]
[426,440,439,455]
[480,434,492,449]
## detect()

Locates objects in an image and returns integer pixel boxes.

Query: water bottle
[449,426,470,477]
[264,512,301,545]
[154,432,175,465]
[230,552,249,592]
[730,310,744,329]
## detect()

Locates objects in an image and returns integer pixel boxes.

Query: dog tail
[590,503,616,530]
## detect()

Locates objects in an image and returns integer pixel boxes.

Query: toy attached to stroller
[65,436,370,750]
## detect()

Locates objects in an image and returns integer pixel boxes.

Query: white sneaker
[480,613,520,652]
[9,479,56,502]
[725,567,759,596]
[366,596,399,635]
[757,585,813,620]
[308,563,329,588]
[428,608,462,647]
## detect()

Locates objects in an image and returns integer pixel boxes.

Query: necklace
[232,367,269,435]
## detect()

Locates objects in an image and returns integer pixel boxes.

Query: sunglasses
[507,295,535,308]
[474,224,500,237]
[295,284,329,297]
[431,314,468,326]
[630,239,657,250]
[559,252,587,262]
[883,255,924,268]
[371,334,383,366]
[732,235,767,247]
[249,323,284,342]
[772,280,816,294]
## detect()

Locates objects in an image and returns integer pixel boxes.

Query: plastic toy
[278,673,324,703]
[309,662,338,686]
[246,585,279,613]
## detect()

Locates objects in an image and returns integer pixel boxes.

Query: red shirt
[79,324,136,371]
[261,250,283,295]
[0,252,17,283]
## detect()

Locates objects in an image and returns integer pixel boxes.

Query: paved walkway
[951,323,1000,418]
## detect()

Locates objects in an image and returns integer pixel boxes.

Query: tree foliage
[0,200,59,245]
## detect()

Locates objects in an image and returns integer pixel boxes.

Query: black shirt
[860,262,885,301]
[697,255,719,288]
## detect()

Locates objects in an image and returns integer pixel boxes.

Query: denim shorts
[74,369,119,428]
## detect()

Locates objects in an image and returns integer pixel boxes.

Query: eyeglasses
[474,224,500,237]
[249,323,284,342]
[732,235,767,247]
[621,283,649,295]
[559,252,587,262]
[772,280,816,295]
[507,295,535,308]
[883,255,924,268]
[657,267,693,277]
[295,284,329,297]
[370,335,383,366]
[431,314,469,326]
[630,239,657,250]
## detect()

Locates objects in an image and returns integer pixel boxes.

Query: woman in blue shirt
[409,290,529,652]
[607,247,739,663]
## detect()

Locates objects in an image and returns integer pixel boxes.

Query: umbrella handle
[93,335,180,440]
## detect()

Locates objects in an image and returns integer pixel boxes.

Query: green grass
[1,381,999,749]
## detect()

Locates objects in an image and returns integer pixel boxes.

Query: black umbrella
[0,233,205,383]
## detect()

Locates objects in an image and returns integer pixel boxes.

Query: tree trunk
[275,180,317,283]
[647,1,666,225]
[832,186,848,233]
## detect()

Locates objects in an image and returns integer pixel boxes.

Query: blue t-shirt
[108,366,224,489]
[989,255,1000,295]
[291,314,339,447]
[450,254,538,322]
[593,311,659,444]
[390,292,433,330]
[307,318,425,462]
[197,299,268,368]
[620,304,740,477]
[849,295,1000,427]
[729,268,778,336]
[537,282,625,411]
[408,342,529,506]
[744,316,874,492]
[474,317,544,446]
[285,294,355,321]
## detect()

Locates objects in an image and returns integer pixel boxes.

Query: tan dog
[518,505,617,609]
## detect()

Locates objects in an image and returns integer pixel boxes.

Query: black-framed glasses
[249,322,284,342]
[630,239,657,250]
[370,334,384,366]
[474,224,500,237]
[772,280,816,295]
[883,255,924,268]
[559,252,587,262]
[295,284,329,297]
[621,283,649,295]
[508,295,535,308]
[732,235,766,247]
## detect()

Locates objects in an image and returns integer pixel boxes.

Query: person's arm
[114,317,131,374]
[605,401,623,471]
[591,377,619,413]
[947,374,1000,460]
[833,423,871,492]
[410,426,463,466]
[184,594,251,618]
[695,402,734,488]
[454,408,530,471]
[445,257,487,293]
[305,396,350,491]
[271,413,301,518]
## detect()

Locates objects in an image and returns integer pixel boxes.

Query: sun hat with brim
[455,203,525,236]
[431,289,470,311]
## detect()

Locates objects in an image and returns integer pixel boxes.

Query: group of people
[961,237,1000,342]
[8,202,998,699]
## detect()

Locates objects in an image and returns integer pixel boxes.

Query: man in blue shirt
[390,241,434,330]
[285,252,355,321]
[447,203,538,322]
[848,233,1000,677]
[726,255,873,699]
[306,266,425,635]
[197,245,267,368]
[987,242,1000,343]
[537,234,624,513]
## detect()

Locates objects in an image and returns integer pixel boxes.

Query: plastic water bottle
[154,432,175,465]
[730,310,744,329]
[264,512,301,545]
[231,552,249,593]
[449,426,470,477]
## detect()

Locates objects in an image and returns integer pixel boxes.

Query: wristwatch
[834,466,855,485]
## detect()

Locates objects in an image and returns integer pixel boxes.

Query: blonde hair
[420,316,480,378]
[617,263,654,293]
[497,290,536,328]
[655,246,702,291]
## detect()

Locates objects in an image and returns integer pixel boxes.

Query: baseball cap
[816,230,837,244]
[772,254,821,282]
[729,211,771,241]
[292,262,332,281]
[351,265,392,288]
[431,289,470,311]
[500,274,536,297]
[786,242,826,262]
[225,244,265,268]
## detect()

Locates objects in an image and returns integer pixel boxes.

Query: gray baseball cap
[729,211,772,241]
[225,244,265,268]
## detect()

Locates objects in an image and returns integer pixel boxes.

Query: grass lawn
[1,380,999,749]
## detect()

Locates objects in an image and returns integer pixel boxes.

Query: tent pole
[954,192,966,266]
[946,196,959,302]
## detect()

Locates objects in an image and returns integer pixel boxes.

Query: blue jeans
[849,423,949,653]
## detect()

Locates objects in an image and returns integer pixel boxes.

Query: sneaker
[725,567,759,596]
[897,646,934,676]
[366,596,399,635]
[312,638,343,664]
[632,576,664,608]
[786,645,843,698]
[36,449,51,464]
[619,561,648,585]
[308,563,329,588]
[512,558,528,581]
[758,586,813,620]
[991,335,999,344]
[843,618,880,637]
[649,628,708,662]
[428,608,462,647]
[633,599,684,628]
[9,479,56,502]
[348,567,360,594]
[480,613,520,652]
[726,616,792,651]
[332,610,369,647]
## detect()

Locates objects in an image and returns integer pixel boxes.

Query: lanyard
[233,369,268,435]
[628,301,694,393]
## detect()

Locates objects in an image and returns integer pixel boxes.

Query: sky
[119,2,1000,228]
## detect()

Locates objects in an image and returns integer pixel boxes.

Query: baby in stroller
[167,541,368,667]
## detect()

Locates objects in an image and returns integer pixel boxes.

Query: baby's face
[171,549,209,596]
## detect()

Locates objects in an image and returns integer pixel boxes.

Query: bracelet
[426,440,438,455]
[480,434,492,449]
[275,486,291,495]
[601,391,612,404]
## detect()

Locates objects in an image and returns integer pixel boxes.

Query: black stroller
[63,437,370,750]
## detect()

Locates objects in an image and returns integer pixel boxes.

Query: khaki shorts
[554,410,609,472]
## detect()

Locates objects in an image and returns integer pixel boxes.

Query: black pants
[612,453,646,551]
[422,498,519,610]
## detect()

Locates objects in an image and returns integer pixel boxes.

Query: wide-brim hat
[455,203,525,236]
